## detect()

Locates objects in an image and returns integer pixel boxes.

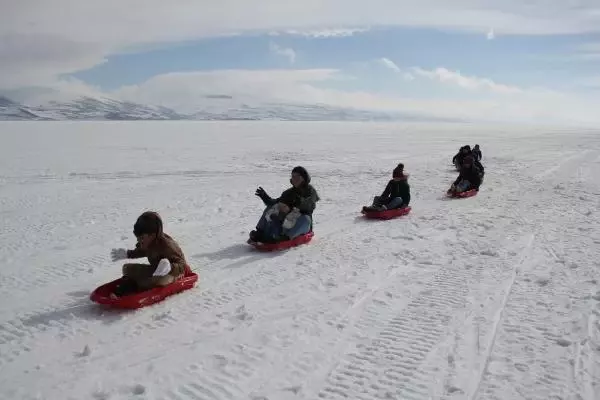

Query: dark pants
[256,207,312,240]
[373,196,404,209]
[122,263,174,290]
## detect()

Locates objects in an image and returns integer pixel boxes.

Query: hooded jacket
[127,212,187,277]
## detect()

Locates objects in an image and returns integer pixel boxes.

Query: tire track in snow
[468,233,535,400]
[247,256,424,399]
[472,259,581,400]
[311,234,506,400]
[315,264,471,400]
[471,152,598,400]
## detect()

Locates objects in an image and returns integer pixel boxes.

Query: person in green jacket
[363,163,411,212]
[249,166,320,243]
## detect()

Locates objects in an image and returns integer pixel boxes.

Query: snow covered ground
[1,121,599,400]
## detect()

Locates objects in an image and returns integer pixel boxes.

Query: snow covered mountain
[0,96,187,121]
[0,95,456,122]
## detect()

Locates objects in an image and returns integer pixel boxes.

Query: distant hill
[0,95,461,122]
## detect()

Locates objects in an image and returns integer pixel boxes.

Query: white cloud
[100,68,599,125]
[412,67,523,94]
[376,58,415,81]
[573,42,600,60]
[487,28,495,40]
[110,69,343,113]
[269,42,296,64]
[3,1,600,89]
[0,33,109,89]
[274,28,371,38]
[378,58,401,72]
[576,76,600,89]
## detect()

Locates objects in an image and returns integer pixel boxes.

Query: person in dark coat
[249,166,319,243]
[472,144,482,161]
[447,155,482,194]
[452,145,472,170]
[363,163,411,212]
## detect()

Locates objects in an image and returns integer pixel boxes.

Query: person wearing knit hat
[250,166,320,244]
[363,163,411,212]
[109,211,189,296]
[447,154,483,195]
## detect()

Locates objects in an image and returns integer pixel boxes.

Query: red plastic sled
[90,265,199,309]
[362,206,412,220]
[248,231,314,252]
[448,189,478,198]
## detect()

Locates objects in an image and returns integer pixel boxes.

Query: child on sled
[363,163,411,212]
[110,211,188,297]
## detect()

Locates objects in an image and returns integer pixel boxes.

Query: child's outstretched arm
[110,245,146,262]
[127,242,147,259]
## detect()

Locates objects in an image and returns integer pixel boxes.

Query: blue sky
[71,27,600,91]
[3,1,600,124]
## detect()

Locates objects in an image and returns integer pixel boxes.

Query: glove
[153,258,172,277]
[111,248,128,262]
[255,186,268,200]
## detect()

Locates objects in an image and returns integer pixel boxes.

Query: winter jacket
[260,184,320,216]
[453,165,482,189]
[127,233,187,277]
[453,150,473,167]
[472,148,482,161]
[380,178,411,206]
[474,159,484,175]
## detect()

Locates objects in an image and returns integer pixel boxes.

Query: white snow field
[1,121,599,400]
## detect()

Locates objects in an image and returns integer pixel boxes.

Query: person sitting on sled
[110,211,188,297]
[363,163,411,212]
[452,145,473,169]
[472,144,482,161]
[452,145,469,163]
[447,155,482,195]
[249,166,320,244]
